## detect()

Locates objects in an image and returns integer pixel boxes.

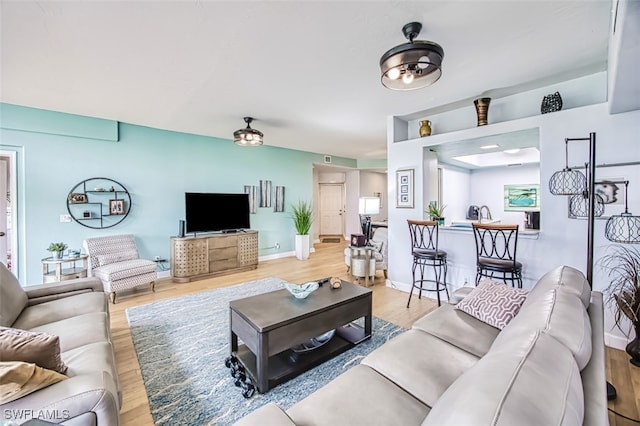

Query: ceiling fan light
[387,67,401,80]
[233,117,263,146]
[380,22,444,91]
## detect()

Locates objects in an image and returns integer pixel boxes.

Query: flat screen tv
[185,192,250,234]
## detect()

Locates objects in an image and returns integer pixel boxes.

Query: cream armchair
[344,227,388,282]
[83,234,157,303]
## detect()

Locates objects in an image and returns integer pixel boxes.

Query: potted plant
[47,242,68,260]
[427,203,447,226]
[292,200,313,260]
[600,245,640,366]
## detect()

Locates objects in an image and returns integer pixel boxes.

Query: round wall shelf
[66,177,131,229]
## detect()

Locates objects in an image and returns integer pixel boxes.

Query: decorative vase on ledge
[473,97,491,126]
[419,120,432,137]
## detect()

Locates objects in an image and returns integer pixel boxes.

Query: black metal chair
[407,220,449,307]
[472,223,523,288]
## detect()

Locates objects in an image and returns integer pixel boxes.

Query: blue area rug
[126,277,404,425]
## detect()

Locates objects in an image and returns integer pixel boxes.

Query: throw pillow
[455,279,528,330]
[0,327,68,374]
[96,249,138,266]
[0,361,67,404]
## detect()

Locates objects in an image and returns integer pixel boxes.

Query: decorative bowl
[285,281,319,299]
[291,329,336,353]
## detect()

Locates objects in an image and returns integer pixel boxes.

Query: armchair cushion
[0,327,67,373]
[0,263,27,327]
[93,259,156,283]
[0,361,67,404]
[96,250,138,267]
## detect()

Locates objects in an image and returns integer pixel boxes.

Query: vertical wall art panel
[260,180,272,207]
[274,186,285,212]
[244,185,257,214]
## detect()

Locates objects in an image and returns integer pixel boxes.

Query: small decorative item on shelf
[419,120,432,137]
[83,211,92,218]
[47,242,68,260]
[285,281,319,299]
[541,91,563,114]
[473,97,491,126]
[427,202,446,226]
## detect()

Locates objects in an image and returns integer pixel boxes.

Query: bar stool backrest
[472,223,520,266]
[407,220,440,252]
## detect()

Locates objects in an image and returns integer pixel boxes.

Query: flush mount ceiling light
[380,22,444,91]
[233,117,263,146]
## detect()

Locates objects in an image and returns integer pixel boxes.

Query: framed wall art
[396,168,414,208]
[503,184,540,211]
[109,199,125,215]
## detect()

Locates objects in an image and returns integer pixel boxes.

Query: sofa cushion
[96,249,138,267]
[361,329,479,407]
[0,361,67,404]
[422,331,584,426]
[26,312,111,353]
[412,303,500,357]
[0,263,27,327]
[62,342,118,390]
[287,364,431,426]
[0,327,68,373]
[525,265,591,308]
[493,288,592,370]
[12,292,108,330]
[455,279,528,329]
[93,259,156,282]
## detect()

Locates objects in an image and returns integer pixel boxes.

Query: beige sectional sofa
[236,265,608,426]
[0,263,120,425]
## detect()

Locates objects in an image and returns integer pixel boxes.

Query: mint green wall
[0,103,357,283]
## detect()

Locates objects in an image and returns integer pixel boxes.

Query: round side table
[41,255,89,283]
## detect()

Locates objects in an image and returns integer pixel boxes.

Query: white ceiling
[0,1,615,161]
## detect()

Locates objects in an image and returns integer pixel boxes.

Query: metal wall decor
[274,186,285,212]
[66,177,131,229]
[244,185,257,214]
[259,180,272,208]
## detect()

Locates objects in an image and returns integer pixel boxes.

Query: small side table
[41,255,89,284]
[348,245,375,287]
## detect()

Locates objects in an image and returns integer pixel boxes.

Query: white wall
[359,171,387,222]
[387,102,640,348]
[468,163,540,226]
[441,165,471,224]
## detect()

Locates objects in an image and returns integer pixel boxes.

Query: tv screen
[185,192,250,233]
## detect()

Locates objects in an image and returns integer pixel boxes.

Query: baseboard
[605,333,629,351]
[157,270,171,279]
[259,247,316,262]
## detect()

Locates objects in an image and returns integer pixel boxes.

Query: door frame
[0,151,18,275]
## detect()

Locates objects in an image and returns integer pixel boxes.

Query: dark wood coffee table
[226,279,372,396]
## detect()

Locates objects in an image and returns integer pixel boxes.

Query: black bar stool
[406,220,449,307]
[472,223,523,288]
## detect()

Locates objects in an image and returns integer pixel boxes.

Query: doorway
[319,184,344,236]
[0,152,16,271]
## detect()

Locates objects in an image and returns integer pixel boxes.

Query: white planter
[295,234,310,260]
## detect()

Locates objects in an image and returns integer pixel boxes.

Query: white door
[319,184,344,235]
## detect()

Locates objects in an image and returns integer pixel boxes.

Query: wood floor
[109,240,640,425]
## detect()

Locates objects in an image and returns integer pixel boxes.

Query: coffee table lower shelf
[234,323,370,392]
